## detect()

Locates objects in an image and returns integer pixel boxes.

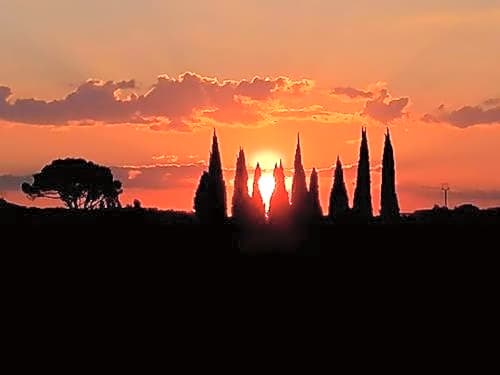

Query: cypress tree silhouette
[251,163,266,224]
[329,156,350,218]
[291,133,309,219]
[269,160,290,225]
[232,147,250,222]
[353,127,373,218]
[380,128,400,220]
[194,171,211,223]
[308,168,323,220]
[208,129,227,221]
[194,130,227,223]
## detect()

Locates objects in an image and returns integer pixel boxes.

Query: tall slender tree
[380,128,400,220]
[269,160,290,224]
[194,129,227,223]
[208,129,227,221]
[308,168,323,220]
[353,127,373,218]
[232,148,250,222]
[251,163,266,223]
[291,133,309,218]
[329,156,350,218]
[194,172,211,223]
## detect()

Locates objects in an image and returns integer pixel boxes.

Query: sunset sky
[1,0,499,212]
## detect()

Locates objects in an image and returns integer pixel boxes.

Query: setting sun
[258,173,275,211]
[250,151,284,170]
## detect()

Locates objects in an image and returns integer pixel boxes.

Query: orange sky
[1,1,499,212]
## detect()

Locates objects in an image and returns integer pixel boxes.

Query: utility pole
[441,183,450,208]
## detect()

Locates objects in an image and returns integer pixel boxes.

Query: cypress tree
[380,128,400,220]
[353,127,373,218]
[329,156,350,218]
[194,172,211,223]
[308,168,323,220]
[269,160,290,224]
[207,129,227,222]
[251,163,266,224]
[194,130,227,223]
[291,133,309,218]
[232,148,250,222]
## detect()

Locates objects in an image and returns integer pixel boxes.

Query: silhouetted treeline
[194,127,402,227]
[3,126,499,257]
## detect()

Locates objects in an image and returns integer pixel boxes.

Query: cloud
[483,98,500,107]
[423,99,500,127]
[270,105,357,124]
[151,154,178,162]
[0,80,137,125]
[0,174,30,191]
[0,72,312,131]
[331,87,373,100]
[331,83,409,123]
[112,162,206,190]
[363,89,409,123]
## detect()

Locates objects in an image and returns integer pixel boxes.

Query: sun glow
[258,173,275,211]
[250,151,283,171]
[249,151,283,211]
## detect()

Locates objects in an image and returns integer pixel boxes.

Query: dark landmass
[2,199,499,256]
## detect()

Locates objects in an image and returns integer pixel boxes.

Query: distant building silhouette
[352,128,373,218]
[308,168,322,220]
[269,160,290,225]
[329,156,350,219]
[380,128,400,220]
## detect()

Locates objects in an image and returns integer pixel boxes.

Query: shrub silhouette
[133,199,142,209]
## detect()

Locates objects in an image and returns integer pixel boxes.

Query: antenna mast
[441,183,450,208]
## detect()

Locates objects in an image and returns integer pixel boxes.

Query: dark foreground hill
[1,199,499,256]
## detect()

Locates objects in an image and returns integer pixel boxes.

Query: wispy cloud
[423,98,500,128]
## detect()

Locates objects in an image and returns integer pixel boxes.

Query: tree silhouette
[329,156,350,219]
[380,128,400,220]
[232,147,251,223]
[21,158,122,209]
[269,160,290,224]
[291,133,309,219]
[208,129,227,220]
[194,130,227,223]
[133,199,142,209]
[352,128,373,218]
[308,168,322,220]
[251,163,266,224]
[194,171,211,223]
